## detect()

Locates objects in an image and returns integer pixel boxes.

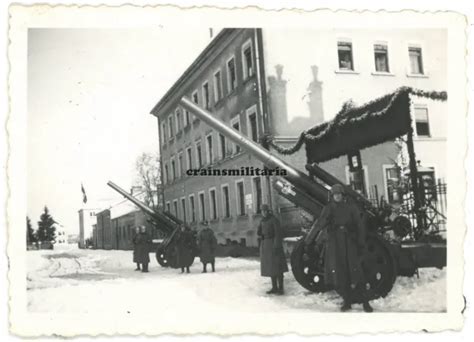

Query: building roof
[110,200,140,220]
[107,190,158,220]
[150,29,238,118]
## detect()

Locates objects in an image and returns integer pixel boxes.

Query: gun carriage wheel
[291,234,328,293]
[349,234,397,303]
[156,242,196,269]
[291,233,397,302]
[155,244,170,267]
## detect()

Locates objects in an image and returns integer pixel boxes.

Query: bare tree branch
[134,151,161,210]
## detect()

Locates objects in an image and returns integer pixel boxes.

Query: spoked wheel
[347,235,397,303]
[291,237,329,293]
[156,243,194,269]
[155,244,170,267]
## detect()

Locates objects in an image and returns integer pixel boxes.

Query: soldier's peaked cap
[330,184,345,195]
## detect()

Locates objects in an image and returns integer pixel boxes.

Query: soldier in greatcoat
[305,184,373,312]
[198,221,217,273]
[257,204,288,295]
[132,226,141,271]
[176,225,195,273]
[135,225,151,273]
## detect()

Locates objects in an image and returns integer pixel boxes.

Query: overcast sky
[27,28,213,234]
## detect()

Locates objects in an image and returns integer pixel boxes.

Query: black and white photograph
[6,4,467,337]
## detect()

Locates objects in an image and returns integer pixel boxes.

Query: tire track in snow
[48,260,62,278]
[74,258,82,274]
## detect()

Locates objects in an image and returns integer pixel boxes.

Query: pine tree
[37,206,56,243]
[26,216,36,245]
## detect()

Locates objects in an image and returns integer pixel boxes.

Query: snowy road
[27,246,446,313]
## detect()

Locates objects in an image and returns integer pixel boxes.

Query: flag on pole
[81,183,88,204]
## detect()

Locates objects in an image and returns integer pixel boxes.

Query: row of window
[337,40,425,75]
[162,105,260,184]
[160,39,255,145]
[163,162,437,224]
[165,177,263,224]
[162,102,430,186]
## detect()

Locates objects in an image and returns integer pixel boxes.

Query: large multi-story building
[150,28,447,246]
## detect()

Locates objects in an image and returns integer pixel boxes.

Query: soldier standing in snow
[198,221,217,273]
[135,225,151,273]
[257,204,288,295]
[132,226,141,271]
[176,225,194,273]
[305,184,373,312]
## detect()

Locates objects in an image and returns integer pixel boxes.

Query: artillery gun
[179,87,447,302]
[107,181,196,269]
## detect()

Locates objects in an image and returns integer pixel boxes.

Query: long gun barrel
[107,181,195,269]
[179,97,329,210]
[107,181,179,234]
[305,163,377,217]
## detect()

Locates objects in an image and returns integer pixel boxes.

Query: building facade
[151,28,447,246]
[95,209,112,249]
[262,28,447,205]
[152,29,268,247]
[78,208,98,248]
[53,223,68,245]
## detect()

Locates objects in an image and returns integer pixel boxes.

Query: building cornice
[150,29,243,119]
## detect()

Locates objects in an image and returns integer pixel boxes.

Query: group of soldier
[131,221,217,275]
[131,183,373,312]
[174,222,217,273]
[255,184,373,312]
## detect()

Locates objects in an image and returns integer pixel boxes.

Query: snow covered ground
[26,245,446,313]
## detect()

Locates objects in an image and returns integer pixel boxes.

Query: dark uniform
[198,223,217,273]
[132,230,141,271]
[307,184,373,312]
[257,204,288,295]
[176,226,195,273]
[135,230,151,273]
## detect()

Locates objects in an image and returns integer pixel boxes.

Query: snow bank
[26,248,446,313]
